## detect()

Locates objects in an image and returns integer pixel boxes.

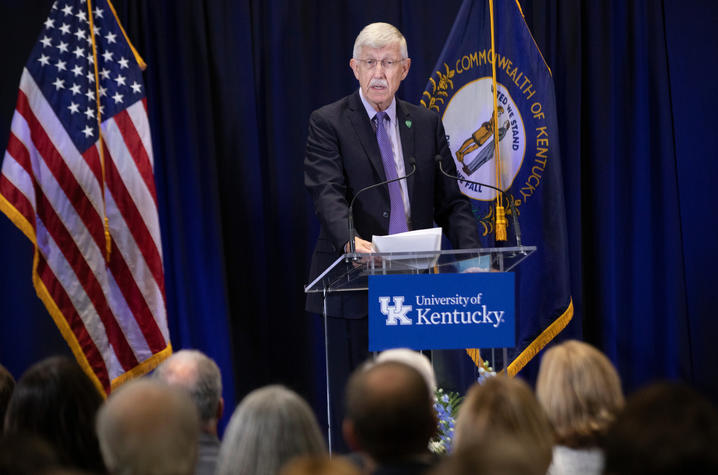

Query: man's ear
[350,58,360,80]
[400,57,411,80]
[342,419,361,451]
[216,397,224,421]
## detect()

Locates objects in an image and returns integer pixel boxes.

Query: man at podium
[304,22,479,451]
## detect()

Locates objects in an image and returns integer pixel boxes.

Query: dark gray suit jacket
[305,90,480,318]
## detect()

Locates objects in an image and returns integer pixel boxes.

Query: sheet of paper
[371,227,442,253]
[371,228,442,269]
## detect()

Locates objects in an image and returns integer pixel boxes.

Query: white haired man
[154,350,224,475]
[304,22,479,451]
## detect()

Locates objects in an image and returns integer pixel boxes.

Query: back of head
[154,349,223,428]
[96,379,200,475]
[3,356,105,473]
[0,363,15,428]
[353,23,408,59]
[344,361,436,463]
[453,376,553,471]
[603,382,718,475]
[0,433,60,475]
[216,385,326,475]
[430,438,544,475]
[536,340,624,447]
[375,348,436,398]
[280,455,360,475]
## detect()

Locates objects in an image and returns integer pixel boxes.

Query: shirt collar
[358,87,397,124]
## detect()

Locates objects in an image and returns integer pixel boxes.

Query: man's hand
[345,236,375,254]
[345,237,378,267]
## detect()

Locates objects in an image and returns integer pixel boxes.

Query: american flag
[0,0,170,394]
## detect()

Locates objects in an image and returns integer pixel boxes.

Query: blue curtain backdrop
[1,0,716,432]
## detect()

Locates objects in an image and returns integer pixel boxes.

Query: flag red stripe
[15,91,107,253]
[4,132,36,223]
[80,140,103,186]
[36,252,111,391]
[112,110,158,206]
[6,132,34,177]
[0,174,35,227]
[34,190,139,370]
[102,141,166,299]
[108,238,167,353]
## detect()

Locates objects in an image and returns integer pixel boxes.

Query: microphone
[434,154,522,248]
[347,157,417,255]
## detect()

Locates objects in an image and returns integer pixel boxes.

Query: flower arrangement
[477,359,496,383]
[430,387,462,454]
[429,360,497,454]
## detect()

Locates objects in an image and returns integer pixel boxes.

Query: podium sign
[368,273,515,351]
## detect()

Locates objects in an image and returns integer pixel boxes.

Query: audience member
[428,437,544,475]
[280,455,361,475]
[155,349,224,475]
[603,381,718,475]
[0,433,60,475]
[96,378,200,475]
[453,376,553,472]
[343,360,437,475]
[0,363,14,428]
[536,340,624,475]
[216,385,326,475]
[3,356,105,473]
[375,349,436,398]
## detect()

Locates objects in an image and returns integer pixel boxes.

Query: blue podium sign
[368,273,515,351]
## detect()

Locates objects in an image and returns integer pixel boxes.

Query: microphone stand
[434,155,523,248]
[346,159,417,257]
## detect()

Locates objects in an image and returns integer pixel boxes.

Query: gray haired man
[155,350,224,475]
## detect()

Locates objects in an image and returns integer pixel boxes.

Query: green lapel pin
[405,120,412,128]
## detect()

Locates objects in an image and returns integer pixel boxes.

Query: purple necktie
[375,111,408,234]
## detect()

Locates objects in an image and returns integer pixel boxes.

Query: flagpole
[488,0,507,241]
[87,0,112,262]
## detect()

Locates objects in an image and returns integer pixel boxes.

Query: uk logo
[378,296,413,326]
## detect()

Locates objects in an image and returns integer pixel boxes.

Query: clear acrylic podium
[304,246,535,452]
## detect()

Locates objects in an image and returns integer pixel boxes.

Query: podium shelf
[304,246,535,294]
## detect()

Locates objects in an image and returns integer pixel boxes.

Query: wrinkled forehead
[356,42,404,59]
[354,36,408,59]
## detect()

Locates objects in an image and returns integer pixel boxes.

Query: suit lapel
[396,100,416,206]
[347,91,386,181]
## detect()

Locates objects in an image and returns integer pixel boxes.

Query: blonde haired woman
[536,340,624,475]
[453,376,554,473]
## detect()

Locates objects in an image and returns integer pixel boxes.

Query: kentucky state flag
[422,0,573,376]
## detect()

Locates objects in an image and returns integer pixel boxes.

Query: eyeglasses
[355,58,405,70]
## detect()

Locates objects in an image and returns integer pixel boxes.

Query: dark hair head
[344,361,436,463]
[604,382,718,475]
[0,433,60,475]
[4,356,105,473]
[0,363,15,428]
